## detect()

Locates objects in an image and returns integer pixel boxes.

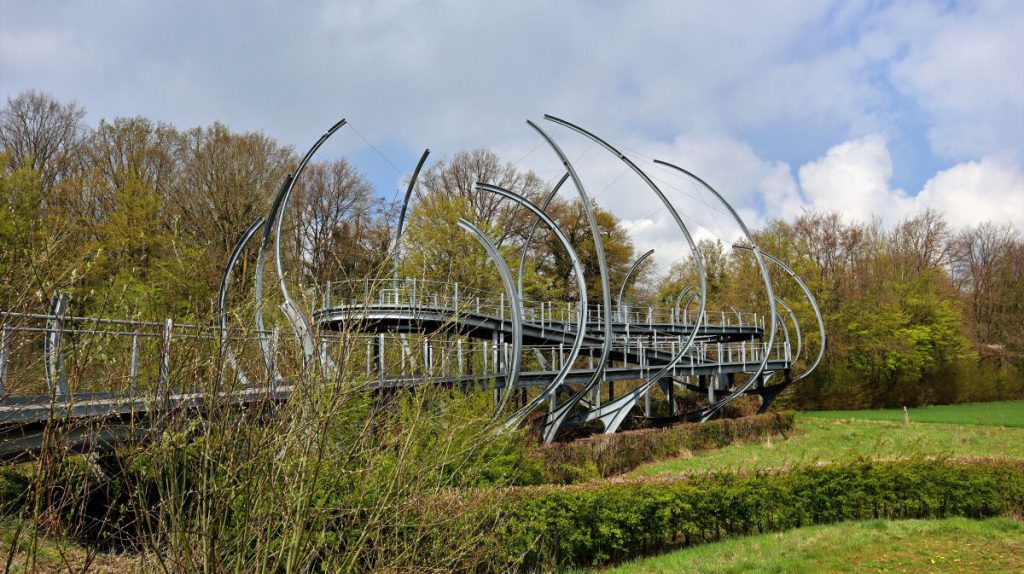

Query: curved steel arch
[518,172,569,300]
[255,119,347,374]
[219,217,266,388]
[474,182,588,428]
[674,285,695,323]
[456,218,523,415]
[774,295,802,363]
[652,159,777,422]
[541,116,709,434]
[733,245,825,386]
[525,119,615,443]
[617,249,654,321]
[393,148,431,283]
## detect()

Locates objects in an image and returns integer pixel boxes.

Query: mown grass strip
[594,516,1024,574]
[537,412,795,483]
[631,416,1024,476]
[803,399,1024,427]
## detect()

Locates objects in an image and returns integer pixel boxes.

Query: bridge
[0,115,824,462]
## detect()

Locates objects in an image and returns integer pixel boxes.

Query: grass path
[595,517,1024,573]
[631,415,1024,476]
[803,400,1024,427]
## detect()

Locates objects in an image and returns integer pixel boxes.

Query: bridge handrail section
[1,306,789,404]
[0,310,300,403]
[322,278,762,330]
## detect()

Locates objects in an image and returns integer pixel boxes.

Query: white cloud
[915,154,1024,229]
[1,0,1021,265]
[878,0,1024,158]
[797,134,913,222]
[792,135,1024,229]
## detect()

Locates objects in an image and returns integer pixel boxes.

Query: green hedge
[484,458,1024,570]
[537,412,795,483]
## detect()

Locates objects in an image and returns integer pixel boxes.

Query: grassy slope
[1,519,143,573]
[596,517,1024,574]
[803,400,1024,427]
[619,401,1024,572]
[630,416,1024,476]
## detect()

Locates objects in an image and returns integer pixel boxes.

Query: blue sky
[2,0,1021,268]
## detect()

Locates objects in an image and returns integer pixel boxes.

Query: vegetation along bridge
[0,115,824,462]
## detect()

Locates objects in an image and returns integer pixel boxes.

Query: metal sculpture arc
[0,116,825,462]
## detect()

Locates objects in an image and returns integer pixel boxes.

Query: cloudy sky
[2,0,1022,269]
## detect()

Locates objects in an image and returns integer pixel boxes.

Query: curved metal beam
[542,116,708,434]
[517,172,569,300]
[44,294,69,398]
[774,295,802,362]
[393,148,431,283]
[525,119,615,442]
[219,217,265,388]
[254,175,292,375]
[617,249,654,321]
[652,159,776,422]
[474,182,588,428]
[456,218,523,415]
[255,119,346,371]
[733,245,825,384]
[674,285,694,323]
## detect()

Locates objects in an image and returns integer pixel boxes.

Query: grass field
[621,400,1024,571]
[802,400,1024,427]
[630,415,1024,476]
[596,517,1024,574]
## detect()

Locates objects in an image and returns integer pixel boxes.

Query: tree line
[2,90,1021,409]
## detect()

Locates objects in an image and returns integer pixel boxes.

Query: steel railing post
[0,325,9,395]
[159,318,172,396]
[129,332,140,393]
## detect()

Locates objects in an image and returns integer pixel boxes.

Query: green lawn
[595,517,1024,574]
[803,400,1024,427]
[631,415,1024,476]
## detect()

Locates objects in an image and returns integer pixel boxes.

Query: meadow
[606,401,1024,573]
[599,517,1024,574]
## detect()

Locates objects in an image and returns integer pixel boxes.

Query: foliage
[484,459,1024,570]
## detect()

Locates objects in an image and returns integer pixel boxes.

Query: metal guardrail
[322,278,761,330]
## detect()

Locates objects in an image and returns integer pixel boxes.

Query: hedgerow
[537,412,795,483]
[476,458,1024,570]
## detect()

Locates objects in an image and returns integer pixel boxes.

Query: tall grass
[1,270,542,572]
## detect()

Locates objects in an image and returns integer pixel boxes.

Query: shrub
[480,458,1024,570]
[537,412,795,482]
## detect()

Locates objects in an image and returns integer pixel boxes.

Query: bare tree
[0,90,87,194]
[415,149,545,246]
[892,209,951,273]
[173,123,294,256]
[950,223,1022,358]
[293,158,382,285]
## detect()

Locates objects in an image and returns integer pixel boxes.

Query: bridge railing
[330,330,791,387]
[0,309,313,403]
[321,278,762,332]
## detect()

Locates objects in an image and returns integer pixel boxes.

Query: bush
[483,458,1024,570]
[537,412,795,483]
